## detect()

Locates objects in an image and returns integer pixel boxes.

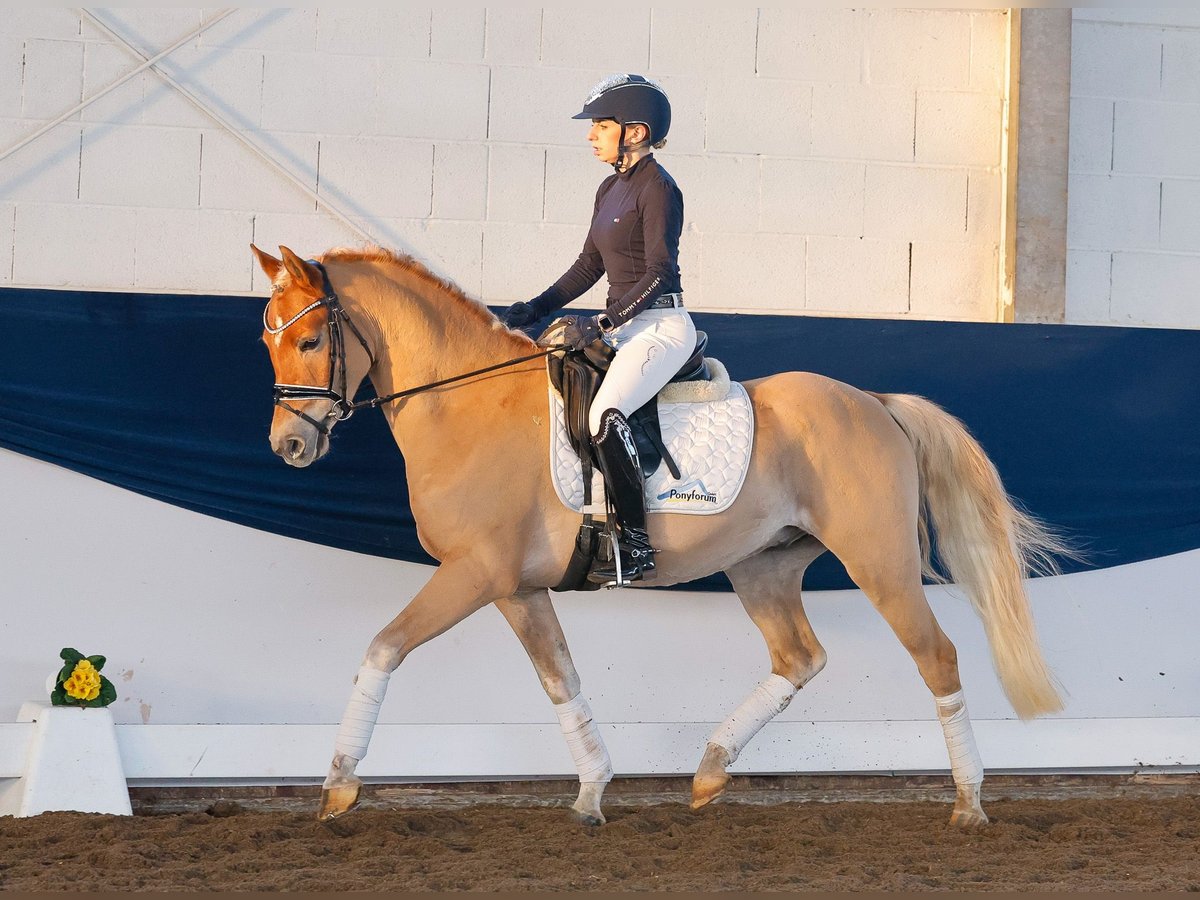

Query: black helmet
[572,74,671,145]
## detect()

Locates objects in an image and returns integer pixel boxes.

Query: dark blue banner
[1,287,1197,591]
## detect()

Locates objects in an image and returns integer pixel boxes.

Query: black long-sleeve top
[529,154,684,328]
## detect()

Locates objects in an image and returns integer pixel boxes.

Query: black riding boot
[590,408,657,584]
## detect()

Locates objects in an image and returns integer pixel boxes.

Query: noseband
[262,260,376,436]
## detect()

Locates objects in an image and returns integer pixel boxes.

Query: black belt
[648,292,684,310]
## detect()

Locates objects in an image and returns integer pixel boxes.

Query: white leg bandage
[935,690,984,786]
[333,666,391,761]
[709,673,797,763]
[554,694,613,784]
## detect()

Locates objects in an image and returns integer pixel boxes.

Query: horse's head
[252,244,374,468]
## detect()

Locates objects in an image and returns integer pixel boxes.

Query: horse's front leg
[495,591,612,826]
[319,556,517,822]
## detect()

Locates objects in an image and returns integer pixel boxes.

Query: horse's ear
[250,243,282,281]
[278,245,321,293]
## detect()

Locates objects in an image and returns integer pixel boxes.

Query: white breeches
[588,307,697,435]
[935,690,984,786]
[554,693,613,784]
[709,673,797,763]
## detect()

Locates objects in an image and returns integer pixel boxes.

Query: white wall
[0,8,1009,320]
[1067,8,1200,328]
[2,448,1196,783]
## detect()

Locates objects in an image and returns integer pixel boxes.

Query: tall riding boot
[590,408,657,584]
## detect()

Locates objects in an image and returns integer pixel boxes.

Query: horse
[252,242,1070,830]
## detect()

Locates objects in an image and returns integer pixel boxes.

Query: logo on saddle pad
[657,480,719,505]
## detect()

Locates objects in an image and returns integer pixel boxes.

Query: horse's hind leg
[495,590,612,826]
[693,537,828,810]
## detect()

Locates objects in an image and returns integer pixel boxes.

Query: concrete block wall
[1067,9,1200,328]
[0,8,1010,320]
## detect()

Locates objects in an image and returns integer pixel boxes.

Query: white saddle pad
[548,358,754,515]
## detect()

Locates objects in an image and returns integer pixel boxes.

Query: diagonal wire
[78,8,378,246]
[0,9,236,164]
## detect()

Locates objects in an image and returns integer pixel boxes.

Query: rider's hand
[564,315,603,351]
[500,301,539,328]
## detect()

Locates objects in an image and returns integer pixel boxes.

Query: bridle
[263,260,560,437]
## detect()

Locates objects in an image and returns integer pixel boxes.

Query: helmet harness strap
[614,122,628,174]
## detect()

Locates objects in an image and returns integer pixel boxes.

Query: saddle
[541,317,711,481]
[539,316,712,592]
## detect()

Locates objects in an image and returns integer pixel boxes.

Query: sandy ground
[2,780,1197,892]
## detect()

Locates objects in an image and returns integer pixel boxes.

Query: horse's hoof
[568,807,606,827]
[949,806,989,831]
[318,782,361,823]
[690,772,730,810]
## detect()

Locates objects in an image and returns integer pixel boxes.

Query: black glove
[563,315,603,351]
[500,301,540,328]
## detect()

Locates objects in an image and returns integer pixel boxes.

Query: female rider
[501,74,696,584]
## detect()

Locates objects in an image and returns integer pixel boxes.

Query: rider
[501,74,697,583]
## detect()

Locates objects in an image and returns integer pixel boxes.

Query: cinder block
[757,10,865,83]
[200,129,319,214]
[1071,22,1162,100]
[1114,100,1200,177]
[487,144,545,222]
[544,146,605,225]
[0,203,13,285]
[145,46,266,131]
[864,166,967,242]
[375,60,489,141]
[134,208,254,292]
[910,241,999,321]
[805,235,908,315]
[80,9,203,54]
[811,84,915,161]
[1069,97,1114,175]
[482,222,605,305]
[484,10,542,66]
[649,9,757,76]
[261,52,378,136]
[866,10,971,89]
[318,136,433,220]
[1160,179,1200,252]
[81,40,145,126]
[0,39,25,119]
[6,10,83,41]
[650,75,705,154]
[540,10,650,71]
[199,9,317,54]
[315,8,430,57]
[385,219,485,298]
[249,212,368,294]
[681,155,759,235]
[970,11,1008,93]
[916,91,1001,167]
[80,125,200,209]
[22,39,84,120]
[706,77,812,156]
[1076,9,1200,27]
[966,169,1001,243]
[1162,31,1200,103]
[433,142,488,221]
[1065,250,1112,323]
[0,120,82,203]
[704,232,806,312]
[488,66,607,146]
[1066,174,1161,251]
[760,158,864,238]
[678,227,702,307]
[13,203,137,288]
[431,9,485,62]
[1110,251,1200,327]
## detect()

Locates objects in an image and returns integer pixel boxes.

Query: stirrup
[593,531,657,588]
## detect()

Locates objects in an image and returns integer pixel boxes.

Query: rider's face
[587,118,621,165]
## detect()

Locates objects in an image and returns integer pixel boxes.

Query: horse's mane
[320,245,531,345]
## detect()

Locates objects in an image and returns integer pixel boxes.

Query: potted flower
[50,648,117,708]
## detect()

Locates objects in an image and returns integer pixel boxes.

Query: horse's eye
[299,335,321,352]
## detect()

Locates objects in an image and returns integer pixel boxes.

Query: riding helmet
[572,74,671,146]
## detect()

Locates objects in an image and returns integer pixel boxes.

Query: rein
[264,260,559,434]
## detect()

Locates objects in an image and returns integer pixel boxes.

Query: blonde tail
[878,392,1071,719]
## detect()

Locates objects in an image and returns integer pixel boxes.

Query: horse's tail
[877,392,1070,719]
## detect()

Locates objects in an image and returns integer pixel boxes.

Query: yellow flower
[63,661,102,701]
[76,659,94,672]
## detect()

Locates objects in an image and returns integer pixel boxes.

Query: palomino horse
[253,243,1068,830]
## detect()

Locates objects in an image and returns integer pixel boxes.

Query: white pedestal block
[0,702,131,817]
